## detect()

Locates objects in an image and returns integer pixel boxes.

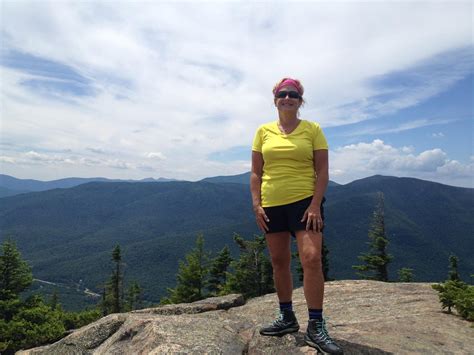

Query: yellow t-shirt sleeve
[312,122,329,150]
[252,126,263,152]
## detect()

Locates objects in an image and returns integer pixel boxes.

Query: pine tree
[322,242,331,281]
[353,192,393,281]
[102,245,124,314]
[0,240,33,324]
[432,280,467,313]
[163,234,210,303]
[207,245,232,296]
[448,254,460,281]
[292,250,304,282]
[223,234,274,299]
[432,255,473,320]
[0,294,65,354]
[49,289,60,310]
[125,281,143,311]
[0,239,33,301]
[0,241,65,354]
[111,245,122,313]
[398,267,414,282]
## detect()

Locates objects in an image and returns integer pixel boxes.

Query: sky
[1,1,473,188]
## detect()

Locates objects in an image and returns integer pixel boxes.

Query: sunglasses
[275,90,301,99]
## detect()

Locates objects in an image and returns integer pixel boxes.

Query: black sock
[279,301,293,312]
[308,308,323,320]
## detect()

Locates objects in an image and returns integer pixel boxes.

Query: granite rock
[17,281,474,354]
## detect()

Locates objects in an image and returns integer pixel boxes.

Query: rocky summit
[18,280,473,354]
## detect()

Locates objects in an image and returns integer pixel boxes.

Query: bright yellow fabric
[252,120,328,207]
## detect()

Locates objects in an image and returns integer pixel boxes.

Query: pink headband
[274,79,303,95]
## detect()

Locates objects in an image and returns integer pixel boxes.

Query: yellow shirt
[252,120,328,207]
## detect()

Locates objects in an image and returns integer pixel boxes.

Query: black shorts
[263,196,326,235]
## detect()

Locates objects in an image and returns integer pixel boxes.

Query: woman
[250,77,343,354]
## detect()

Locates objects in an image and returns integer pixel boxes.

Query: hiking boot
[259,309,300,336]
[305,318,343,354]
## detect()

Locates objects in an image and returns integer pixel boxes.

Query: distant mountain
[201,171,340,186]
[0,174,178,196]
[0,186,31,198]
[0,181,255,308]
[324,175,473,283]
[201,172,251,184]
[0,175,472,310]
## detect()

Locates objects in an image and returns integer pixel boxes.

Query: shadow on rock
[293,332,393,354]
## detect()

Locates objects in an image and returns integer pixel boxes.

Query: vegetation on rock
[0,240,142,354]
[162,233,274,303]
[222,234,274,299]
[398,267,414,282]
[432,255,473,321]
[353,192,393,281]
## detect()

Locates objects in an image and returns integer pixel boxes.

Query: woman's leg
[296,230,343,353]
[260,231,299,336]
[265,232,293,302]
[294,230,324,309]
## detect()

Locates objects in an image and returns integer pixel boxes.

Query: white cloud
[437,160,473,177]
[432,132,445,138]
[330,139,473,187]
[339,119,455,137]
[86,147,106,154]
[1,2,472,184]
[0,156,16,164]
[146,152,166,160]
[24,151,72,164]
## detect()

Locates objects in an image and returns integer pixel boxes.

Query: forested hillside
[0,175,472,309]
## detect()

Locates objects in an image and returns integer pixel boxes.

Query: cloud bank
[1,1,472,187]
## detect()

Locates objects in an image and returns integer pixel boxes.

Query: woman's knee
[300,251,322,270]
[270,252,291,270]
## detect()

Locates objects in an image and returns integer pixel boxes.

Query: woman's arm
[250,151,269,232]
[302,149,329,232]
[311,149,329,207]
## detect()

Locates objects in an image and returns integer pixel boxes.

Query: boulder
[18,281,474,354]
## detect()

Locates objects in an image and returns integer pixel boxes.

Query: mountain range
[0,174,177,197]
[0,173,472,310]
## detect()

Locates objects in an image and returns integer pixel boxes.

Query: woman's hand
[301,203,323,233]
[254,205,270,233]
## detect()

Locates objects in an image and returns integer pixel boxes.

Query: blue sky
[1,1,472,187]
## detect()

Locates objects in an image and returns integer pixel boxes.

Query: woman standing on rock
[250,77,343,354]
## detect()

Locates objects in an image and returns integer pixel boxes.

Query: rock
[17,281,474,354]
[131,293,245,315]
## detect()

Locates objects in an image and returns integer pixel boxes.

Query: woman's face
[274,85,302,113]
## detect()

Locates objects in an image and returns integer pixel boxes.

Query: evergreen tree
[353,192,393,281]
[432,256,474,321]
[100,285,107,316]
[111,245,122,312]
[0,295,65,354]
[207,245,232,296]
[125,281,143,311]
[61,308,101,331]
[398,267,414,282]
[453,284,474,321]
[0,239,33,301]
[102,245,124,314]
[223,234,274,299]
[49,289,60,311]
[448,254,460,281]
[0,240,33,323]
[163,234,210,304]
[0,241,65,354]
[292,250,304,282]
[432,280,468,313]
[322,242,331,281]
